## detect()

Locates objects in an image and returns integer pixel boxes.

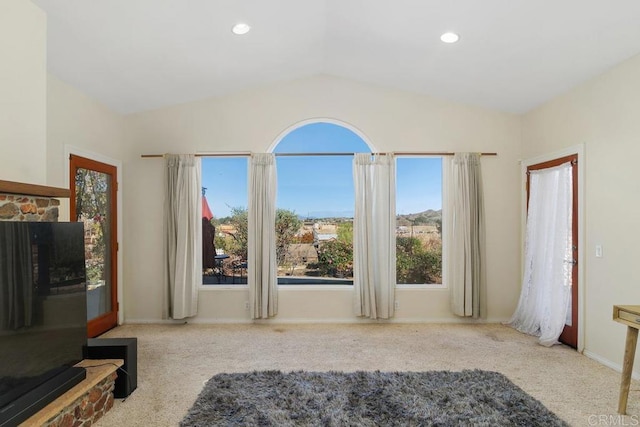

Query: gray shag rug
[180,369,568,426]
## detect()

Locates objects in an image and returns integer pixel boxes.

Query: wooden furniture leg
[619,326,639,414]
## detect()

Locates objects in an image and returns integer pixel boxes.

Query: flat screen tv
[0,222,87,426]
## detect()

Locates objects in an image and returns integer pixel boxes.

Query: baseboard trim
[124,317,511,325]
[124,318,192,324]
[583,349,640,380]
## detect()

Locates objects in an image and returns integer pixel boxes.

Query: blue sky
[202,123,442,218]
[201,157,248,218]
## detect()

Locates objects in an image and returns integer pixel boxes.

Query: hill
[397,209,441,226]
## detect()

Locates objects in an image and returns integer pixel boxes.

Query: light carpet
[94,323,639,426]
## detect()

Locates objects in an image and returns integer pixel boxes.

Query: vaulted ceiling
[32,0,640,114]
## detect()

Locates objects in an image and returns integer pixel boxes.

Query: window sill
[396,284,446,290]
[278,284,354,291]
[200,284,248,290]
[198,284,446,290]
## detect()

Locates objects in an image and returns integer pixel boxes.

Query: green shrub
[396,236,442,284]
[317,239,353,278]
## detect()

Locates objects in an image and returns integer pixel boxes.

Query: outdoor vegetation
[209,208,442,284]
[396,236,442,284]
[201,123,443,286]
[74,168,109,286]
[315,222,353,278]
[214,207,248,261]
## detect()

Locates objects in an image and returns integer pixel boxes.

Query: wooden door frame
[65,146,123,332]
[521,144,585,352]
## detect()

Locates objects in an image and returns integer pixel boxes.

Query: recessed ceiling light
[440,32,460,43]
[232,23,251,35]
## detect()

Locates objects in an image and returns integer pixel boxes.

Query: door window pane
[75,168,113,318]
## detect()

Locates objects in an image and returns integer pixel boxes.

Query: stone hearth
[22,359,123,426]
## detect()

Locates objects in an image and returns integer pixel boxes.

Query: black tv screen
[0,222,87,411]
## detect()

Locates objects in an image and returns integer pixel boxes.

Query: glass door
[526,154,578,348]
[70,154,118,337]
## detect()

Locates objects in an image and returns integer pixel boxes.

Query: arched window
[272,121,371,285]
[201,121,443,287]
[273,122,443,286]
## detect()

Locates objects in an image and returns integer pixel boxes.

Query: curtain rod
[141,151,497,158]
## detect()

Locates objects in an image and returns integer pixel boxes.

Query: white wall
[124,75,522,323]
[0,0,47,184]
[46,74,127,323]
[46,75,127,188]
[522,53,640,373]
[46,75,127,218]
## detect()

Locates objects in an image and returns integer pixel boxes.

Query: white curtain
[353,153,396,319]
[446,153,486,318]
[248,153,278,319]
[508,162,573,347]
[163,154,202,320]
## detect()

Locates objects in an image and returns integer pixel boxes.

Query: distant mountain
[300,210,355,220]
[396,209,441,226]
[295,209,442,224]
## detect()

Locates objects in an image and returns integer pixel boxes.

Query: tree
[226,207,248,261]
[300,231,314,243]
[74,169,109,284]
[218,207,301,267]
[275,209,302,266]
[314,221,354,278]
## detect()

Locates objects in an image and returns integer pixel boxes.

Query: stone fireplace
[0,179,67,223]
[0,194,60,221]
